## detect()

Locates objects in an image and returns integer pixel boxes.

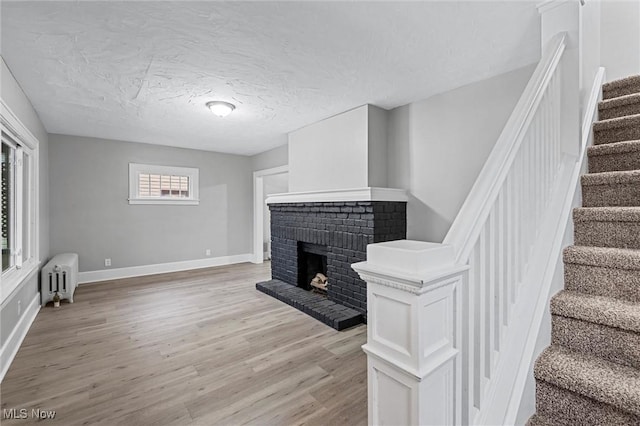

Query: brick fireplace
[256,188,407,330]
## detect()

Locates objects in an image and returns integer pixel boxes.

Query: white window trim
[128,163,199,205]
[1,98,40,304]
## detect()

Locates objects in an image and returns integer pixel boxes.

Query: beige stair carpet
[587,140,640,173]
[528,75,640,425]
[598,93,640,120]
[593,114,640,146]
[603,75,640,100]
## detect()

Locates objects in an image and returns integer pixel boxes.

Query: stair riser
[588,151,640,173]
[574,220,640,249]
[599,102,640,120]
[582,182,640,207]
[564,262,640,303]
[552,316,640,368]
[534,381,640,426]
[604,82,640,100]
[594,125,640,145]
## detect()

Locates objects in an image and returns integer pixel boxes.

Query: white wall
[289,105,368,192]
[601,0,640,81]
[288,105,388,193]
[388,64,536,242]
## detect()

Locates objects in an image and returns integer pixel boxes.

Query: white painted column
[352,241,467,426]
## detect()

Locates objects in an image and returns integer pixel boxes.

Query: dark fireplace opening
[297,242,327,290]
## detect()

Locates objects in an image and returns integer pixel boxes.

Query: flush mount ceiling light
[206,101,235,118]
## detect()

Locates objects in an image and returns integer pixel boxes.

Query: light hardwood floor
[0,262,367,425]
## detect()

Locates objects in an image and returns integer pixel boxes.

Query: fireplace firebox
[298,242,328,290]
[256,199,407,330]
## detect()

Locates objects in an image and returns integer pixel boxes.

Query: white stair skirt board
[78,254,253,284]
[0,293,40,382]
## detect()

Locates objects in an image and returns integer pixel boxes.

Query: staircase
[529,75,640,425]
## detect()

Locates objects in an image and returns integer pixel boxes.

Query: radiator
[41,253,78,306]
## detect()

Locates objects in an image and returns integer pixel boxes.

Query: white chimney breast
[288,104,388,193]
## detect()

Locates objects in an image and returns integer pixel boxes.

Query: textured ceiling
[1,1,540,155]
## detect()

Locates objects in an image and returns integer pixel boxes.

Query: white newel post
[352,241,467,426]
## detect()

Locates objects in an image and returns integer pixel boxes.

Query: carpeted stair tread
[594,113,640,131]
[581,169,640,185]
[533,381,640,426]
[588,139,640,157]
[600,92,640,110]
[603,75,640,100]
[563,246,640,303]
[581,171,640,207]
[573,209,640,249]
[598,92,640,120]
[593,114,640,145]
[564,245,640,270]
[552,315,640,369]
[573,206,640,222]
[534,345,640,416]
[587,140,640,173]
[551,290,640,333]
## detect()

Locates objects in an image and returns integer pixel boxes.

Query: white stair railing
[443,32,567,425]
[353,28,586,425]
[443,32,566,264]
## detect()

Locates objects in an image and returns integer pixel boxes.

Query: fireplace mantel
[266,187,408,205]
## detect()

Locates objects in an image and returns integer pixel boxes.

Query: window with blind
[128,163,199,205]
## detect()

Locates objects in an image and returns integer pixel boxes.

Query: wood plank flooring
[0,262,367,425]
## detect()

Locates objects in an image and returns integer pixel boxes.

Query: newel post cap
[366,240,455,275]
[352,240,466,293]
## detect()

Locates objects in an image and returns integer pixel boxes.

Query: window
[1,123,38,302]
[128,163,199,205]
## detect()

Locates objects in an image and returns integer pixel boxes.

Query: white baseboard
[78,253,254,284]
[0,293,40,383]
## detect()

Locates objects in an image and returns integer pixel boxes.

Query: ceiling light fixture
[206,101,235,118]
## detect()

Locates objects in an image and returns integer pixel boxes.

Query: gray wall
[367,105,389,188]
[601,0,640,82]
[387,64,536,242]
[49,134,253,272]
[1,57,49,348]
[251,143,288,171]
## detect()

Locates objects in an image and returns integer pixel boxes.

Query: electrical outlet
[17,300,21,316]
[105,258,111,267]
[205,249,211,256]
